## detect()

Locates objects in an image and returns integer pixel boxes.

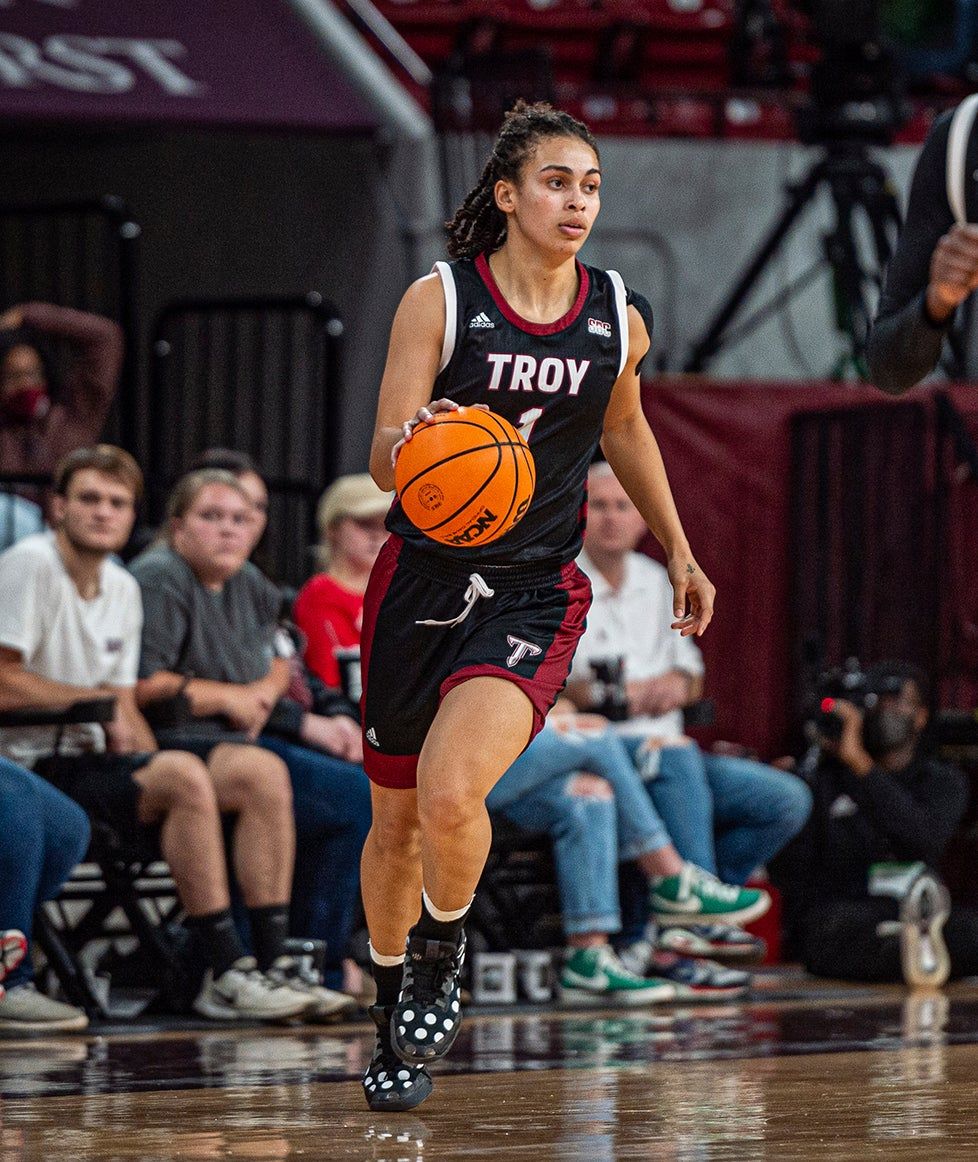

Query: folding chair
[0,698,188,1019]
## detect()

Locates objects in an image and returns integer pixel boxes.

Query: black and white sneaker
[363,1005,433,1112]
[391,930,466,1064]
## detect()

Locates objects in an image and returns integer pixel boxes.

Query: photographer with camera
[786,661,978,985]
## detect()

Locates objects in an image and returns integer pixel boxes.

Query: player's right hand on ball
[927,224,978,321]
[390,398,489,467]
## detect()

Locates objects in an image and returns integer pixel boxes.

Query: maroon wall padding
[938,385,978,710]
[639,379,957,759]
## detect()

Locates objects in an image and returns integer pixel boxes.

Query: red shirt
[294,573,364,688]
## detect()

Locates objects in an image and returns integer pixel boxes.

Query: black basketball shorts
[360,534,591,789]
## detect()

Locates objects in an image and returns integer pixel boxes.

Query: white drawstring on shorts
[416,573,495,628]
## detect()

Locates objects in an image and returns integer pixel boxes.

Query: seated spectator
[189,452,373,995]
[565,462,812,959]
[0,756,90,1030]
[294,474,392,691]
[0,446,314,1023]
[188,451,365,763]
[0,304,122,479]
[782,662,978,986]
[131,469,372,994]
[488,707,754,1002]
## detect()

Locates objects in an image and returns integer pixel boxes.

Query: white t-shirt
[0,532,142,767]
[572,549,705,739]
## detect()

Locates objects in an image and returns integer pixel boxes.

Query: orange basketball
[394,407,536,548]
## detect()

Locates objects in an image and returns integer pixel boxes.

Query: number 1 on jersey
[518,407,543,443]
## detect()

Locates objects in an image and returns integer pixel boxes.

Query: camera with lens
[811,658,905,744]
[794,0,906,146]
[588,656,629,722]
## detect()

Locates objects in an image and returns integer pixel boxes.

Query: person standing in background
[0,303,122,477]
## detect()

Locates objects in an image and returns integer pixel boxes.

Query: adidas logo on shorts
[366,726,380,747]
[468,312,494,329]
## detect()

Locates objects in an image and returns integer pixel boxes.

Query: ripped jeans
[486,722,674,936]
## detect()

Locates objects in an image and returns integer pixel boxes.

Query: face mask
[862,705,915,758]
[1,386,50,423]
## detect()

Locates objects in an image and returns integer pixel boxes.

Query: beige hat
[316,473,392,535]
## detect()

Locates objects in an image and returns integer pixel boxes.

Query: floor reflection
[2,982,978,1102]
[7,1044,978,1160]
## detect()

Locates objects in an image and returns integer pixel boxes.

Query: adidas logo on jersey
[469,312,495,329]
[366,726,380,747]
[588,317,612,337]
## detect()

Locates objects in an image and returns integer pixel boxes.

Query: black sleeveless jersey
[386,253,654,567]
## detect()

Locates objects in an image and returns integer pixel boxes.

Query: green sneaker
[560,945,676,1006]
[651,863,771,926]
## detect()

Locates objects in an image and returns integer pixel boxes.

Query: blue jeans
[259,736,372,990]
[0,757,90,988]
[486,725,674,936]
[644,745,813,884]
[618,739,812,943]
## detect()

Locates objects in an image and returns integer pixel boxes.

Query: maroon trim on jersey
[475,253,590,336]
[439,559,592,743]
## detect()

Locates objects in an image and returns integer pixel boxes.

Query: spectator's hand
[667,554,715,637]
[104,710,137,755]
[300,713,363,762]
[927,224,978,321]
[0,306,24,330]
[551,711,609,735]
[224,683,276,739]
[824,699,874,778]
[390,399,489,468]
[639,672,691,716]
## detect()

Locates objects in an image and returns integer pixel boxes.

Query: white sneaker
[0,983,88,1032]
[193,957,313,1021]
[900,874,951,988]
[266,956,358,1022]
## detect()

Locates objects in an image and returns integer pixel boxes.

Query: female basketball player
[359,101,715,1111]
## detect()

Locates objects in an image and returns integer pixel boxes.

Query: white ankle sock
[422,887,472,923]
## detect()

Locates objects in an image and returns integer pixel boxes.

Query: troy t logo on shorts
[506,635,543,668]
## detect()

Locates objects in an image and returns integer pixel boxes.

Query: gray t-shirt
[130,544,281,711]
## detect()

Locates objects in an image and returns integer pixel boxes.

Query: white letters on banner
[0,33,203,96]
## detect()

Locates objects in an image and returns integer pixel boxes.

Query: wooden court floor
[4,971,978,1160]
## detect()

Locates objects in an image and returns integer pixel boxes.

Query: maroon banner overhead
[0,0,378,131]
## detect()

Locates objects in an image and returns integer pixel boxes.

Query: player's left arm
[600,304,715,637]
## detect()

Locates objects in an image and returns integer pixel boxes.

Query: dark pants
[803,897,978,982]
[259,735,372,990]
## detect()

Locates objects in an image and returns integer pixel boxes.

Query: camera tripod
[683,140,902,377]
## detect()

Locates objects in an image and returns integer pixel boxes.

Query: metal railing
[148,294,344,587]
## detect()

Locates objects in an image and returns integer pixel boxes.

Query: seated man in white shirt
[565,461,813,966]
[0,445,321,1023]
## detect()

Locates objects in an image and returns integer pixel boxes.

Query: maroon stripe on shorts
[533,559,592,705]
[363,749,420,789]
[360,535,421,788]
[359,533,404,721]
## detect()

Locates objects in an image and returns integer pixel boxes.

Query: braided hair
[445,101,599,261]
